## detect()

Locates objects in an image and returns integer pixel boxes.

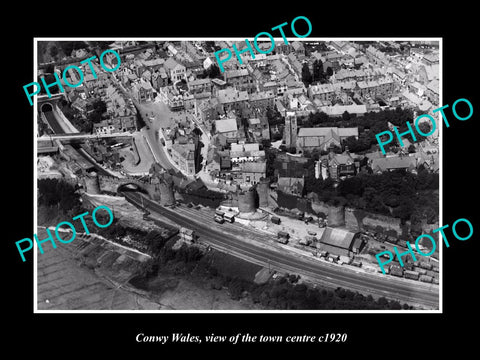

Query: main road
[123,191,440,309]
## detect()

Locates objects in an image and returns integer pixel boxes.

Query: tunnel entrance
[117,183,149,194]
[41,103,53,112]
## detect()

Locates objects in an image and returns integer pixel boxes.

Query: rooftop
[215,118,238,133]
[218,88,249,103]
[240,161,266,173]
[370,155,417,172]
[320,227,357,250]
[297,127,358,138]
[225,69,249,78]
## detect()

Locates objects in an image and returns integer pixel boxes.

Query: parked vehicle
[223,213,235,223]
[271,216,281,225]
[214,215,225,224]
[277,231,289,244]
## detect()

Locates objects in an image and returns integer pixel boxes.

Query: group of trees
[132,232,411,310]
[38,179,83,217]
[205,267,409,309]
[299,107,419,154]
[46,41,90,61]
[299,158,439,223]
[301,60,332,87]
[90,99,107,123]
[60,98,107,133]
[265,106,284,141]
[336,169,439,222]
[199,64,222,80]
[95,224,175,256]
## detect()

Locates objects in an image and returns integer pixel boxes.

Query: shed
[318,227,359,257]
[389,265,404,277]
[419,275,433,283]
[271,216,281,225]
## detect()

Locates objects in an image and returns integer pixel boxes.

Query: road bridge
[38,132,133,143]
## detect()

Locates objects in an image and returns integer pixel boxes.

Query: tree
[49,46,58,58]
[342,111,351,121]
[37,178,82,215]
[342,135,370,153]
[89,99,107,124]
[265,148,278,180]
[301,63,313,86]
[312,59,323,82]
[45,64,55,74]
[326,67,333,77]
[202,63,221,79]
[408,144,416,153]
[90,41,114,51]
[337,176,365,197]
[57,41,87,57]
[392,198,415,221]
[37,74,61,96]
[418,121,432,136]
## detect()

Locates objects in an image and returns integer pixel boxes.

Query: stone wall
[345,207,404,235]
[98,175,157,199]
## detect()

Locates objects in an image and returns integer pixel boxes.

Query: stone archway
[117,182,149,195]
[40,102,53,112]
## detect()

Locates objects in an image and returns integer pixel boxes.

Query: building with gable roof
[214,118,238,141]
[307,83,336,103]
[318,227,360,257]
[131,79,154,102]
[163,58,186,82]
[296,127,359,153]
[158,86,184,110]
[187,78,212,94]
[368,155,417,174]
[319,150,357,181]
[151,68,169,90]
[217,87,249,113]
[248,90,275,110]
[425,79,439,105]
[291,41,305,57]
[223,68,254,93]
[170,142,196,176]
[238,161,266,185]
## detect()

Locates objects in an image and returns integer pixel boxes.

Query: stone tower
[284,111,297,148]
[238,187,256,213]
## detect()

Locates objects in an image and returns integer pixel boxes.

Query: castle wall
[345,207,403,235]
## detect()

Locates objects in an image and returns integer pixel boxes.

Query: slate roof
[240,161,266,173]
[297,127,358,138]
[370,156,417,172]
[215,118,238,133]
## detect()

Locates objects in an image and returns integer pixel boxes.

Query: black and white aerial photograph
[34,39,441,311]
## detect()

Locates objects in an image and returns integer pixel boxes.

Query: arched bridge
[38,93,65,112]
[98,175,151,194]
[97,174,175,205]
